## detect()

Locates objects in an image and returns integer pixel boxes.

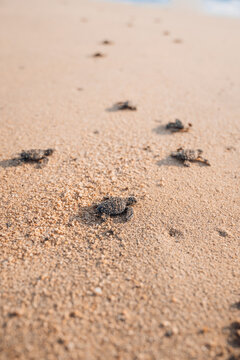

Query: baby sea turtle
[92,52,105,58]
[20,149,54,164]
[171,148,210,167]
[97,196,137,222]
[101,40,113,45]
[166,119,192,133]
[114,101,137,111]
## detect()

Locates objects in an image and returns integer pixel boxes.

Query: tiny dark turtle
[171,148,210,167]
[97,196,137,222]
[20,149,54,163]
[114,101,137,111]
[92,52,105,58]
[173,39,182,44]
[166,119,192,133]
[102,40,113,45]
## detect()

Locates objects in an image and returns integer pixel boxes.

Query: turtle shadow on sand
[152,125,172,136]
[106,104,122,112]
[156,156,183,168]
[73,202,134,227]
[0,149,54,169]
[69,205,127,246]
[0,158,23,169]
[0,157,49,169]
[98,210,133,224]
[71,204,103,227]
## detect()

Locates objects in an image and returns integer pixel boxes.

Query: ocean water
[113,0,240,17]
[203,0,240,17]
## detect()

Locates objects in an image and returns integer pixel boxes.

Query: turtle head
[175,119,184,128]
[126,196,137,206]
[44,148,55,156]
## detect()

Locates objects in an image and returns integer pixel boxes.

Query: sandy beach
[0,0,240,359]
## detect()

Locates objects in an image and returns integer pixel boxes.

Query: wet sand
[0,0,240,359]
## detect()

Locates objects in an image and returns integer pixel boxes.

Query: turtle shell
[97,197,127,216]
[20,149,54,161]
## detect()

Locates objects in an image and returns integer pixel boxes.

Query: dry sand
[0,0,240,359]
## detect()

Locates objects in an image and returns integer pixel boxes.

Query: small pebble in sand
[143,145,151,151]
[94,287,102,295]
[69,310,82,318]
[157,179,165,187]
[92,52,105,58]
[103,229,114,237]
[161,320,171,327]
[162,322,179,337]
[199,327,211,334]
[217,229,229,237]
[57,338,65,345]
[96,196,137,222]
[171,148,210,167]
[166,119,192,133]
[20,149,54,162]
[114,101,137,111]
[8,309,24,317]
[226,146,236,151]
[169,228,183,238]
[165,330,173,337]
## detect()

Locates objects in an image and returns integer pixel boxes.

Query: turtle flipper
[102,196,110,201]
[197,157,211,166]
[183,160,191,167]
[125,207,134,222]
[35,157,49,169]
[171,152,178,158]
